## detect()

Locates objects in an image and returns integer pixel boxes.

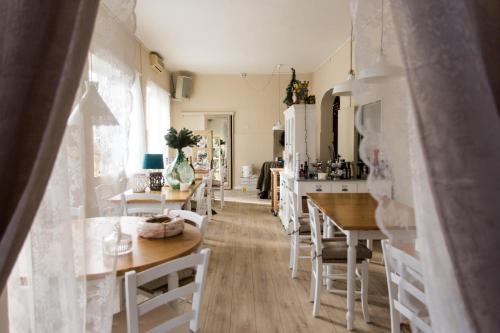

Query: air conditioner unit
[149,52,165,73]
[175,76,192,99]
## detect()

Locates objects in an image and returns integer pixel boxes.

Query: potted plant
[164,127,201,190]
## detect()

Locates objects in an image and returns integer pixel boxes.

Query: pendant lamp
[69,81,119,126]
[333,22,356,96]
[273,64,284,131]
[358,0,403,82]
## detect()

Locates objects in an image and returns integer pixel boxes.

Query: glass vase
[165,149,194,190]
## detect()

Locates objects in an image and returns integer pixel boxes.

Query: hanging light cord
[349,20,354,75]
[380,0,384,57]
[277,65,281,124]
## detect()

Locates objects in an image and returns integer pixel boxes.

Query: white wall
[171,73,313,184]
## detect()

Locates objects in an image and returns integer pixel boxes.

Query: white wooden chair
[168,209,208,238]
[288,190,314,279]
[95,183,118,216]
[203,171,214,220]
[308,199,372,319]
[191,182,207,217]
[139,210,208,297]
[382,240,432,333]
[121,192,165,216]
[113,249,211,333]
[212,163,225,209]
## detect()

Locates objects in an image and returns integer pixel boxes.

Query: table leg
[346,231,358,331]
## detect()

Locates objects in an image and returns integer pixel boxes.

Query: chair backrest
[167,209,208,237]
[121,192,165,216]
[124,248,211,333]
[307,199,322,259]
[382,240,432,333]
[193,183,207,215]
[95,183,118,216]
[202,171,213,196]
[287,190,299,232]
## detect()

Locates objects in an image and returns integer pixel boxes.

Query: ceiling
[135,0,350,74]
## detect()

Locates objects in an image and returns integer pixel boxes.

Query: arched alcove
[319,90,355,162]
[319,89,339,161]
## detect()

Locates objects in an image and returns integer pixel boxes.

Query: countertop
[295,178,367,182]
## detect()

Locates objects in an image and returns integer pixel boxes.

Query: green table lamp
[143,154,164,191]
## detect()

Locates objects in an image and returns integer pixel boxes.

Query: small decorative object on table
[132,172,148,193]
[143,153,165,191]
[137,215,185,238]
[149,172,164,191]
[164,127,201,190]
[102,222,133,256]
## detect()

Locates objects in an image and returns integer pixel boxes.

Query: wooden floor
[199,202,391,333]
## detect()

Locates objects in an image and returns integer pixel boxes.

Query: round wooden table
[85,216,202,279]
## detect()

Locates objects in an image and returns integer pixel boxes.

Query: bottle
[304,161,309,179]
[340,159,346,179]
[299,164,305,178]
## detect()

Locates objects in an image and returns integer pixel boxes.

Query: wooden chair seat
[321,240,372,263]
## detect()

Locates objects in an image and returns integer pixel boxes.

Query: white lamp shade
[332,72,356,96]
[77,81,119,126]
[358,55,403,83]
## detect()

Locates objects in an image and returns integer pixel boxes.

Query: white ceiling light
[358,0,403,82]
[273,64,284,131]
[333,21,355,96]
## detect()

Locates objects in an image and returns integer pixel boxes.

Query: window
[145,81,171,154]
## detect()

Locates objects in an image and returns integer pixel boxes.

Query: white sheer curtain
[146,80,171,154]
[126,72,147,177]
[351,0,480,331]
[7,1,137,332]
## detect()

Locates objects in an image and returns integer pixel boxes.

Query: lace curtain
[126,72,147,177]
[352,0,500,331]
[7,0,138,332]
[146,80,171,154]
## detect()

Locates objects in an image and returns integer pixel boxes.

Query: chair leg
[361,260,370,322]
[220,187,224,209]
[310,248,315,302]
[207,193,212,220]
[289,234,294,270]
[312,261,322,317]
[291,234,299,279]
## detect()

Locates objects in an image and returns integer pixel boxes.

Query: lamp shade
[142,154,164,169]
[332,71,356,96]
[358,55,403,83]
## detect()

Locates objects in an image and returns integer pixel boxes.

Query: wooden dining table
[109,180,202,212]
[84,216,202,310]
[307,192,385,331]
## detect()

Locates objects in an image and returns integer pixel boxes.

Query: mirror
[205,114,233,189]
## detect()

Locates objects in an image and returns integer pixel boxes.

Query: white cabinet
[283,104,316,177]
